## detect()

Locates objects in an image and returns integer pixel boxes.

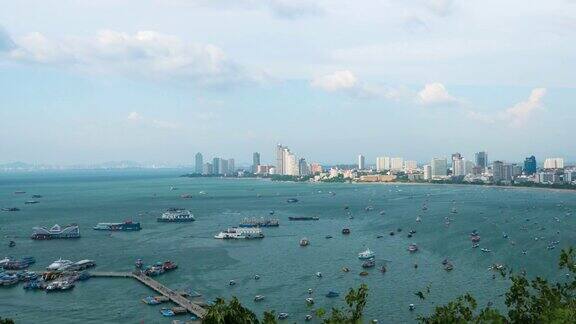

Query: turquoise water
[1,170,575,323]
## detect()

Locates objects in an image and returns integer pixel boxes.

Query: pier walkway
[90,271,207,319]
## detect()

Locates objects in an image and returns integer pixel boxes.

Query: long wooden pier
[90,271,207,319]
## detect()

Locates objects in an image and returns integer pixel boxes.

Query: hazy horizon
[1,1,575,165]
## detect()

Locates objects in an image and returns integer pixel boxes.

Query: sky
[0,0,575,166]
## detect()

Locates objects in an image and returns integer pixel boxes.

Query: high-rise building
[390,157,404,171]
[451,153,462,171]
[252,152,260,173]
[227,159,235,174]
[475,151,488,170]
[298,158,310,176]
[453,157,465,176]
[285,152,298,176]
[358,155,365,170]
[431,158,447,178]
[212,157,221,175]
[376,157,388,172]
[404,160,418,171]
[423,164,432,180]
[202,162,213,175]
[464,160,475,175]
[276,144,286,175]
[195,153,203,174]
[492,161,504,182]
[220,159,229,175]
[524,156,537,175]
[544,158,564,169]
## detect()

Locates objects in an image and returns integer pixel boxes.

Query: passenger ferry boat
[157,208,195,222]
[239,217,279,228]
[214,228,264,239]
[93,221,141,231]
[31,224,80,240]
[358,248,375,260]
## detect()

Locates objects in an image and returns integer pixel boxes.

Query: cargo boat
[93,221,141,231]
[239,217,279,228]
[31,224,80,240]
[288,216,319,221]
[157,208,195,222]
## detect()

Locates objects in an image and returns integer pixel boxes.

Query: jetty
[90,271,207,319]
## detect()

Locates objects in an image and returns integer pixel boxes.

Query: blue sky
[1,0,575,165]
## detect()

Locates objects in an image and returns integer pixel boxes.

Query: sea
[1,169,575,323]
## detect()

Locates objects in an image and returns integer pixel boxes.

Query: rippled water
[1,170,575,323]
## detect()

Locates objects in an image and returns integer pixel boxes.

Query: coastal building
[524,156,537,175]
[358,174,396,182]
[465,160,475,175]
[285,152,298,176]
[252,152,260,173]
[376,157,390,172]
[492,160,514,183]
[453,156,465,176]
[202,162,213,175]
[431,158,447,179]
[220,159,229,175]
[423,164,432,180]
[256,165,272,175]
[227,159,235,174]
[212,157,221,175]
[276,144,287,175]
[404,160,418,171]
[195,153,203,174]
[358,155,365,170]
[390,157,404,171]
[544,157,564,169]
[310,163,323,174]
[298,158,310,176]
[475,151,488,171]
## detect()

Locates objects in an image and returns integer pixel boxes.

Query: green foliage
[0,318,15,324]
[317,284,369,324]
[204,297,259,324]
[419,247,576,324]
[262,310,277,324]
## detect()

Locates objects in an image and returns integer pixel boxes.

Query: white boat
[416,216,422,222]
[305,297,314,305]
[214,228,264,239]
[358,248,375,260]
[47,259,73,270]
[254,295,265,302]
[299,238,310,246]
[408,244,419,253]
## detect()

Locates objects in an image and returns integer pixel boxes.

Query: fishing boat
[254,295,265,302]
[359,271,369,276]
[278,313,289,320]
[288,216,319,221]
[45,280,75,292]
[31,224,80,240]
[342,228,351,234]
[325,291,339,298]
[358,248,375,260]
[481,248,492,253]
[93,221,141,231]
[408,243,419,253]
[160,308,175,317]
[25,200,39,205]
[157,208,195,222]
[286,198,299,203]
[299,238,310,246]
[142,296,161,305]
[362,259,375,268]
[0,274,19,286]
[214,228,264,239]
[1,207,20,212]
[31,194,42,199]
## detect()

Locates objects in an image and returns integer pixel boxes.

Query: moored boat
[358,248,375,260]
[157,208,195,222]
[288,216,319,221]
[93,221,141,231]
[31,224,80,240]
[214,228,264,239]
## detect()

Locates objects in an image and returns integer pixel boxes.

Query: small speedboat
[416,216,421,222]
[481,248,491,253]
[408,243,418,253]
[300,238,310,246]
[409,304,416,311]
[254,295,265,302]
[342,267,350,272]
[325,235,333,239]
[444,262,454,271]
[325,291,339,298]
[362,260,375,268]
[254,274,260,280]
[316,272,322,278]
[8,241,15,247]
[229,280,236,286]
[305,314,313,321]
[379,266,386,273]
[359,271,369,276]
[160,308,175,317]
[342,228,351,234]
[472,243,480,248]
[278,313,289,320]
[305,297,314,305]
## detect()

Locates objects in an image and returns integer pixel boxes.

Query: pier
[90,271,207,319]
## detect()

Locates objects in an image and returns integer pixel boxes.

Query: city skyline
[1,1,576,165]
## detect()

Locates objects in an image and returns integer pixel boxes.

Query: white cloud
[417,82,457,105]
[499,88,547,127]
[4,30,250,87]
[425,0,455,16]
[127,111,143,121]
[311,70,357,92]
[267,0,323,19]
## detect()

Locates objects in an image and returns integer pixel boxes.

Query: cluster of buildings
[194,153,235,176]
[193,145,575,187]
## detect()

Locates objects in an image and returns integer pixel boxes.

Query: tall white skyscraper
[544,158,564,169]
[423,164,432,180]
[431,158,447,178]
[453,156,465,176]
[285,152,298,176]
[376,157,387,172]
[194,152,203,174]
[358,155,365,170]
